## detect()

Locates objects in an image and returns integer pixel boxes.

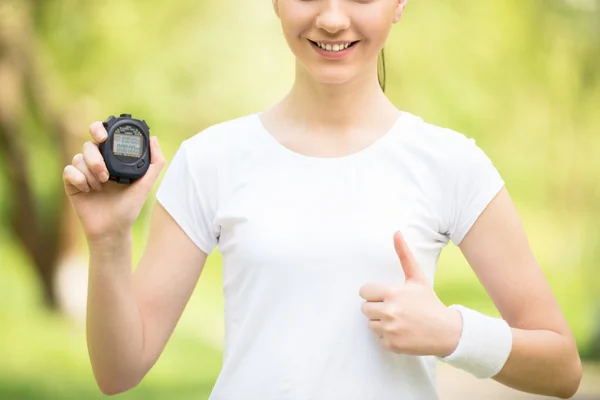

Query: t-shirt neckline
[253,111,409,163]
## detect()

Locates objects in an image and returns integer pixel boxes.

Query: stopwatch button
[136,159,145,168]
[120,113,132,118]
[102,115,116,128]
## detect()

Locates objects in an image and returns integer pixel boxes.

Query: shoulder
[182,112,260,156]
[401,112,492,168]
[404,112,477,154]
[166,112,260,178]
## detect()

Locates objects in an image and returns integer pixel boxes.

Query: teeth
[316,42,352,52]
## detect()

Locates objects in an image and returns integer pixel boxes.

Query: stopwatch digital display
[99,113,151,184]
[113,126,144,158]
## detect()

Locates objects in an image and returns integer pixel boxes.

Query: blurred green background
[0,0,599,398]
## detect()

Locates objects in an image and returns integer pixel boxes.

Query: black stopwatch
[99,113,151,184]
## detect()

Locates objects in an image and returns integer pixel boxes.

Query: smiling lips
[308,39,360,59]
[311,40,358,51]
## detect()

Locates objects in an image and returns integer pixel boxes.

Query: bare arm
[86,201,208,395]
[458,187,582,398]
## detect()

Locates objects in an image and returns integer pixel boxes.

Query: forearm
[86,233,144,395]
[492,327,582,399]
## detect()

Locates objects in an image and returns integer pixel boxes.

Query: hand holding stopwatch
[99,114,151,184]
[63,116,165,242]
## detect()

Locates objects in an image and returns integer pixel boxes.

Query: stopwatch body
[99,113,151,184]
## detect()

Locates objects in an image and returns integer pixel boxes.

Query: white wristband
[438,304,513,379]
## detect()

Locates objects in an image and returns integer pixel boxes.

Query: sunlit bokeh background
[0,0,599,398]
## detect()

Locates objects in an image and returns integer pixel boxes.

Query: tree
[0,0,90,310]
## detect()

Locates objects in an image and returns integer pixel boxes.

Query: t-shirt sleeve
[441,135,505,246]
[155,139,219,255]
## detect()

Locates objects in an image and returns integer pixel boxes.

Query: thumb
[393,230,428,284]
[132,136,166,195]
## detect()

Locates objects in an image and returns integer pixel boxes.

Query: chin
[315,77,353,86]
[316,74,362,86]
[305,67,358,86]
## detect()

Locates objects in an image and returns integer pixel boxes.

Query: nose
[315,0,350,34]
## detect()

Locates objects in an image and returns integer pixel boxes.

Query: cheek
[278,4,312,39]
[357,11,394,45]
[352,1,396,45]
[278,16,312,56]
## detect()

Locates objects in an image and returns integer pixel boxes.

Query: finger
[393,230,428,284]
[359,282,391,302]
[149,136,164,166]
[368,320,384,337]
[131,136,166,195]
[361,301,385,320]
[63,164,91,194]
[82,141,110,183]
[89,121,108,144]
[73,152,102,192]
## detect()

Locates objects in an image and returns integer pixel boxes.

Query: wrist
[438,306,463,358]
[88,232,133,258]
[437,304,513,379]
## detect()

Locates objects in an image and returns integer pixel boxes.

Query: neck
[277,60,398,134]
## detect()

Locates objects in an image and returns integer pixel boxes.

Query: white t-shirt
[155,110,505,400]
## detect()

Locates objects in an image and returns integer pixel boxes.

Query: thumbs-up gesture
[359,231,462,357]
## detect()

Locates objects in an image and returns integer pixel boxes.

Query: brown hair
[378,48,386,92]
